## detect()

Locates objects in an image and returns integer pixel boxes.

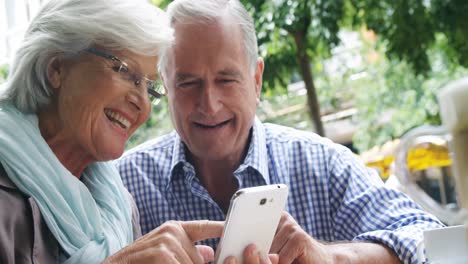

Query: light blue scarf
[0,102,133,263]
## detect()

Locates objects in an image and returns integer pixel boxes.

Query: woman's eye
[111,65,122,73]
[118,65,129,73]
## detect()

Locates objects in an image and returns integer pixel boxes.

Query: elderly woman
[0,0,230,263]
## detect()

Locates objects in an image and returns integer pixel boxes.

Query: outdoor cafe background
[360,137,458,224]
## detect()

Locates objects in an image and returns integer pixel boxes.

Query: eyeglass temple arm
[85,47,121,63]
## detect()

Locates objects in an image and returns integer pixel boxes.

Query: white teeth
[104,109,131,129]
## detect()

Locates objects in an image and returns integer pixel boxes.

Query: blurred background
[1,0,467,218]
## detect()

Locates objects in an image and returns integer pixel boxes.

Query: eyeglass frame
[85,47,165,99]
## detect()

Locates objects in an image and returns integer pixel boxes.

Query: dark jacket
[0,164,141,263]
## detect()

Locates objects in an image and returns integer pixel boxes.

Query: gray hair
[0,0,173,113]
[159,0,258,77]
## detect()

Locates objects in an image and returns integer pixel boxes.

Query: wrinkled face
[47,48,156,161]
[162,16,264,162]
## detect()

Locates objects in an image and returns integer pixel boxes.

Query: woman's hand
[103,220,224,264]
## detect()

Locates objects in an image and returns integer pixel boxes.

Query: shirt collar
[170,132,187,169]
[167,117,270,186]
[237,117,270,185]
[167,132,192,183]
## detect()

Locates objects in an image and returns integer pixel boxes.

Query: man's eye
[221,79,235,83]
[178,81,198,88]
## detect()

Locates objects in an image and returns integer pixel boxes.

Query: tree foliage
[0,65,8,84]
[242,0,349,136]
[350,0,468,74]
[240,0,468,149]
[351,33,468,152]
[151,0,171,9]
[243,0,345,86]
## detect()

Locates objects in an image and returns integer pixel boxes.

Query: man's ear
[46,58,63,89]
[254,57,264,105]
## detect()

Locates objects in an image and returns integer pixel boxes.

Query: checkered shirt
[118,119,444,263]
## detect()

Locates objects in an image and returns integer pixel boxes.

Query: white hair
[0,0,174,113]
[159,0,258,77]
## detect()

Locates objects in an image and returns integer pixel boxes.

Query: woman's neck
[37,109,93,178]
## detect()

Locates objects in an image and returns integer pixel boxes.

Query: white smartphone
[214,184,289,264]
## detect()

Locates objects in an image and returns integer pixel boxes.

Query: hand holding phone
[215,184,289,264]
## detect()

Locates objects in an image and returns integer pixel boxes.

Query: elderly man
[118,0,444,263]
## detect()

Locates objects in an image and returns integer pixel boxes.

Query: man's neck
[189,155,241,214]
[185,128,253,213]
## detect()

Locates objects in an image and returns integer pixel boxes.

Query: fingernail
[225,256,237,264]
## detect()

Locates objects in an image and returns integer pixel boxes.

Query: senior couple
[0,0,442,263]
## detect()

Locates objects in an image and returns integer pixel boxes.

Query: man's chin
[190,146,230,161]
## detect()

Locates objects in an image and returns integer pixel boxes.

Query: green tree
[244,0,468,137]
[350,0,468,74]
[351,33,468,152]
[345,0,468,151]
[242,0,350,136]
[0,65,8,84]
[151,0,170,9]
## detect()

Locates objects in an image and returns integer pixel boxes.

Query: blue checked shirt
[118,119,443,263]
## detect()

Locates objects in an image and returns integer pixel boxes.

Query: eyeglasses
[85,47,165,100]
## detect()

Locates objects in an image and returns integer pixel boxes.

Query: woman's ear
[47,58,62,89]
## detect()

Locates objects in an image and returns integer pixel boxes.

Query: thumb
[269,254,279,264]
[196,245,215,263]
[181,220,224,242]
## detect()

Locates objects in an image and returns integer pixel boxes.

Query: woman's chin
[110,149,125,161]
[97,146,125,162]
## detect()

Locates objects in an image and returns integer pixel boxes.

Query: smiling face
[163,15,264,162]
[43,48,156,165]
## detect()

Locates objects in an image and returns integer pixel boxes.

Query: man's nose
[197,82,222,115]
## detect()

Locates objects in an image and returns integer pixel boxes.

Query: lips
[194,119,230,129]
[104,108,132,130]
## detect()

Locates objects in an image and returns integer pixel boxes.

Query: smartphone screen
[215,184,289,264]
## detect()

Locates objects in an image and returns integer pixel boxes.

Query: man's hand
[270,212,401,264]
[103,220,224,264]
[270,212,332,263]
[223,244,279,264]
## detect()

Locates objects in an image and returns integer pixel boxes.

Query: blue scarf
[0,102,133,263]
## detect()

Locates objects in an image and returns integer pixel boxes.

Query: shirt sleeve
[327,145,444,264]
